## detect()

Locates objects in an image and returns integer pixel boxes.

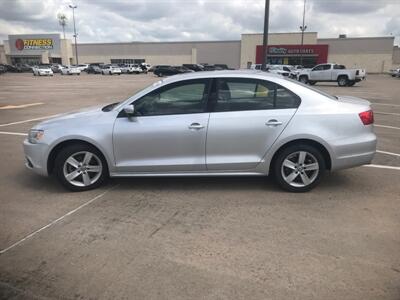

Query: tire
[347,80,355,86]
[273,144,326,192]
[299,76,308,84]
[308,81,316,85]
[54,144,108,192]
[337,76,348,87]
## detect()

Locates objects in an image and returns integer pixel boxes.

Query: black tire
[299,75,308,84]
[309,81,316,85]
[273,144,326,192]
[54,144,108,192]
[337,76,348,87]
[347,81,355,86]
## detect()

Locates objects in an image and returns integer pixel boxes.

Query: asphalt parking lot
[0,72,399,300]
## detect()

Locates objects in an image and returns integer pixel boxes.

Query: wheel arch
[47,139,111,175]
[270,138,332,172]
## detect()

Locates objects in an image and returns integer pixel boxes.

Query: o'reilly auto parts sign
[9,34,60,55]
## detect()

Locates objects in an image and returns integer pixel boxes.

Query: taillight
[359,110,374,125]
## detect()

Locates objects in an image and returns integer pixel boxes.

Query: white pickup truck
[297,63,366,86]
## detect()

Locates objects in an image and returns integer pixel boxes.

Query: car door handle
[188,123,205,130]
[265,119,283,126]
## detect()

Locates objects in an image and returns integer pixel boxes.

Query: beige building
[0,32,397,73]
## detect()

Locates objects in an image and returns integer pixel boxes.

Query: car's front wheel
[273,144,325,192]
[54,144,108,191]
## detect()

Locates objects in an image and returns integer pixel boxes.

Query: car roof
[159,70,282,84]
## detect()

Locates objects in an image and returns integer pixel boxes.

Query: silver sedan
[23,70,376,192]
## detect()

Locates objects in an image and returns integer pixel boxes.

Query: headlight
[28,129,44,144]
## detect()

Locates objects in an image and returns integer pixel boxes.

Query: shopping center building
[1,32,398,73]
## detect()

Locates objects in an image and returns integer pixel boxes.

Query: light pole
[262,0,270,70]
[299,0,307,66]
[69,4,79,65]
[57,13,67,39]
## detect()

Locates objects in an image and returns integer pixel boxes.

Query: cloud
[0,0,398,45]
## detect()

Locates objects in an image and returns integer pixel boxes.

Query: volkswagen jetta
[23,70,376,192]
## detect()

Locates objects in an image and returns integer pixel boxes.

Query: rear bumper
[23,139,48,176]
[330,131,377,171]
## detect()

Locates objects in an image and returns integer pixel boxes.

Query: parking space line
[0,114,60,127]
[0,184,119,255]
[377,150,400,157]
[363,164,400,171]
[375,124,400,130]
[0,102,44,110]
[375,111,400,116]
[372,103,400,107]
[0,131,27,136]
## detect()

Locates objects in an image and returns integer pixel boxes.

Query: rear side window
[213,78,300,112]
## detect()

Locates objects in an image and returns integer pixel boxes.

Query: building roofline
[318,36,395,41]
[76,40,241,46]
[241,32,318,35]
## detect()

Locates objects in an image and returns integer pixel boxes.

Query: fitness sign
[15,38,54,51]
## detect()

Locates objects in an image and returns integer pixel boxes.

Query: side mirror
[123,104,135,116]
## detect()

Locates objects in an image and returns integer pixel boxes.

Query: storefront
[3,34,73,65]
[255,44,329,67]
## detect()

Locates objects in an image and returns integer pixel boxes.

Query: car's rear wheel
[273,144,325,192]
[337,76,348,87]
[54,144,108,191]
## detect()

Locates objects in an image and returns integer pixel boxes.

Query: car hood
[34,105,104,129]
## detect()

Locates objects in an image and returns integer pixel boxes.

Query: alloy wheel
[281,151,319,187]
[63,151,102,187]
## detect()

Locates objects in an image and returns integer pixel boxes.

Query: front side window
[134,79,209,116]
[213,78,300,112]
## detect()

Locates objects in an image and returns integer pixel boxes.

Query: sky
[0,0,399,45]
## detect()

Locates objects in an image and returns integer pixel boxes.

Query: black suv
[153,65,193,77]
[182,64,204,72]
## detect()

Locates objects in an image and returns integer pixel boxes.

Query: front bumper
[23,139,49,176]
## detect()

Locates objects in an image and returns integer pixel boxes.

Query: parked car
[141,63,151,72]
[126,64,147,74]
[289,65,304,79]
[61,65,81,75]
[389,67,400,77]
[214,64,234,70]
[183,64,204,72]
[23,70,376,192]
[5,64,18,72]
[250,64,263,70]
[153,65,193,77]
[32,65,53,76]
[51,64,63,73]
[101,65,122,75]
[86,64,103,74]
[74,64,89,71]
[268,65,291,77]
[14,63,33,72]
[297,63,366,86]
[202,64,224,71]
[0,64,6,74]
